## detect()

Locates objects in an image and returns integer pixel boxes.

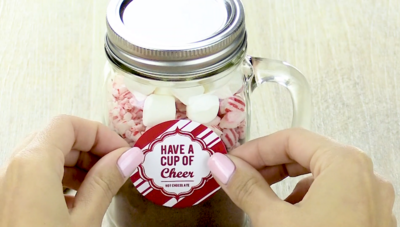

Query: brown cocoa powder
[106,180,245,227]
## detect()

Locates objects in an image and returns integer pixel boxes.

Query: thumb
[208,153,291,224]
[71,147,144,226]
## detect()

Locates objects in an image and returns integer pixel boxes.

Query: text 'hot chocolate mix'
[131,120,227,208]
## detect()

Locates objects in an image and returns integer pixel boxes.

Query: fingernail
[207,153,235,184]
[117,147,144,178]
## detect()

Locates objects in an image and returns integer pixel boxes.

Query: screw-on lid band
[105,0,247,79]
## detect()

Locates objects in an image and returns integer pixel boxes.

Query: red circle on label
[131,120,227,208]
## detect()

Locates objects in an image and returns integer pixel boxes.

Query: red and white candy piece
[221,128,239,150]
[204,116,221,126]
[220,111,245,129]
[219,95,246,115]
[209,125,223,137]
[176,111,187,120]
[112,84,131,100]
[235,120,246,140]
[176,101,187,112]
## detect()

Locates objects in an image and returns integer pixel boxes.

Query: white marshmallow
[227,70,244,94]
[202,73,231,93]
[130,91,147,110]
[207,85,233,99]
[132,91,147,102]
[154,87,173,96]
[143,94,176,127]
[171,86,205,105]
[124,77,156,95]
[204,70,243,99]
[149,80,175,87]
[187,94,219,124]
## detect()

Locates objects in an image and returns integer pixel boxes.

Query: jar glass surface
[104,59,250,150]
[103,58,252,227]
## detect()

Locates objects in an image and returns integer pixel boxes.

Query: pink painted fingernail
[117,147,144,178]
[208,153,236,184]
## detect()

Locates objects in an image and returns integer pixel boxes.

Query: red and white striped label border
[131,120,227,208]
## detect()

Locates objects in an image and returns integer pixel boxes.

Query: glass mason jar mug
[103,0,312,226]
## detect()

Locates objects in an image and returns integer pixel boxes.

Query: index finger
[230,128,345,174]
[39,115,129,156]
[19,115,129,163]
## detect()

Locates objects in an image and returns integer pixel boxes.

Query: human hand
[0,115,144,227]
[208,128,396,227]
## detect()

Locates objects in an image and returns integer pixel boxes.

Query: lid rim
[105,0,246,78]
[106,19,245,60]
[105,35,248,81]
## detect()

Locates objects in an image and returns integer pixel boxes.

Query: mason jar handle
[249,56,312,129]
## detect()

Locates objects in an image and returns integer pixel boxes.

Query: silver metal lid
[105,0,246,80]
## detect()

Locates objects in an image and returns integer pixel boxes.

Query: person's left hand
[0,115,144,227]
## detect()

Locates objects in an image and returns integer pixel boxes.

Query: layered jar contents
[105,62,247,151]
[104,62,248,227]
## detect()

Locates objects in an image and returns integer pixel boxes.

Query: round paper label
[131,120,227,208]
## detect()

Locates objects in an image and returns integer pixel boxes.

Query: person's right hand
[208,128,396,227]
